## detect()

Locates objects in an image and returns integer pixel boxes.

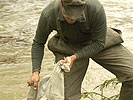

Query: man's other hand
[27,71,40,90]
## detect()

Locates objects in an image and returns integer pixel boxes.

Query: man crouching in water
[28,0,133,99]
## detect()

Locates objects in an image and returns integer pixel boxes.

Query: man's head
[61,0,87,24]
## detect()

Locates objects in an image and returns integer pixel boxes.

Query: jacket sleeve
[74,6,107,59]
[32,10,52,73]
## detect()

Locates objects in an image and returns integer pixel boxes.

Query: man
[28,0,133,100]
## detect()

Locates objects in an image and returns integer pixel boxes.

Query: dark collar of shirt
[57,7,86,23]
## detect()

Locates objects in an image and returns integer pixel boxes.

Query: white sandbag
[27,60,70,100]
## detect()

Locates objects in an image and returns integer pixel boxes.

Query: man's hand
[62,55,77,69]
[27,71,40,90]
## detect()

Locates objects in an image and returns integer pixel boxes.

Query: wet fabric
[27,61,70,100]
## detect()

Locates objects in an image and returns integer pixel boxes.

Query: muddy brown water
[0,0,133,100]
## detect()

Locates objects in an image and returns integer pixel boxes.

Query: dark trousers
[48,36,133,100]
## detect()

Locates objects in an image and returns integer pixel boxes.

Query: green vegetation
[81,78,121,100]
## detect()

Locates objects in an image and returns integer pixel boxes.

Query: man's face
[62,7,79,24]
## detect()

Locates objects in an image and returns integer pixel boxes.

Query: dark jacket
[32,0,107,72]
